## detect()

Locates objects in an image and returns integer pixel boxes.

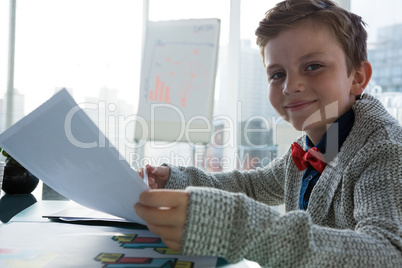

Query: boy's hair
[255,0,367,75]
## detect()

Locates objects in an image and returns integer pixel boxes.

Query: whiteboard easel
[135,18,220,145]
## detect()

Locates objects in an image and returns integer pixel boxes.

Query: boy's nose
[282,75,306,95]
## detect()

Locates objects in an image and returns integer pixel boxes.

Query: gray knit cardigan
[165,94,402,267]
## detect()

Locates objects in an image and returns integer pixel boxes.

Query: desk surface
[0,188,259,268]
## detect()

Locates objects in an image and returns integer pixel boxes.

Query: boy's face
[263,20,359,143]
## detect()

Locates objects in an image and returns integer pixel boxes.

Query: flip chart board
[135,19,220,144]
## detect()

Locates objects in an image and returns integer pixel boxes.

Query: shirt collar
[305,108,355,162]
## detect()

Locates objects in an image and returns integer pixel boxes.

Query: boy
[134,0,402,267]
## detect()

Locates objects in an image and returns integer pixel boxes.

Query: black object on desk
[1,157,39,195]
[0,193,37,223]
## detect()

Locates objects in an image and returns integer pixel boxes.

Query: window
[239,0,300,168]
[138,0,231,171]
[1,0,143,157]
[352,0,402,120]
[0,1,10,130]
[2,0,301,175]
[7,1,394,177]
[1,0,144,199]
[142,0,291,172]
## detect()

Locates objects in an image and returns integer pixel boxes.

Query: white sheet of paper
[43,202,131,222]
[0,89,148,224]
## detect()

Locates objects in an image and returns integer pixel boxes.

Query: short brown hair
[255,0,367,75]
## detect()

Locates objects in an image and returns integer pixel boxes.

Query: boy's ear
[351,61,373,96]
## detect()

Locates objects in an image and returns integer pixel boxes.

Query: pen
[143,167,149,188]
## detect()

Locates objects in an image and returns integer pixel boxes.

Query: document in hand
[0,89,148,224]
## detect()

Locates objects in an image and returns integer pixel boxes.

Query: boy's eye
[270,72,285,80]
[306,64,322,71]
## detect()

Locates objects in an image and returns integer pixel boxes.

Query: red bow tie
[291,142,326,173]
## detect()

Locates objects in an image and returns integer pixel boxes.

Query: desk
[0,190,259,268]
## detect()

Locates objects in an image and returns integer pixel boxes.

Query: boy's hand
[134,190,189,251]
[137,165,170,189]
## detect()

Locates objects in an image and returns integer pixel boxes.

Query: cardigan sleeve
[176,131,402,267]
[180,182,401,267]
[164,155,288,206]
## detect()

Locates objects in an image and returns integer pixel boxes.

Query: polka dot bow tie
[291,142,326,174]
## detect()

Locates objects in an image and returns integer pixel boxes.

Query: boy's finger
[150,182,159,189]
[136,168,143,178]
[139,190,188,207]
[145,164,151,171]
[148,177,155,185]
[148,165,169,177]
[146,165,157,174]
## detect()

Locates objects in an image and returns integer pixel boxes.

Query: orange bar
[154,76,160,100]
[165,86,171,102]
[160,82,164,101]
